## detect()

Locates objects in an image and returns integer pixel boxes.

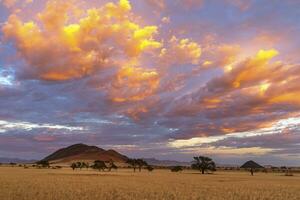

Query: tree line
[4,156,216,174]
[70,159,154,172]
[68,156,215,174]
[71,160,118,171]
[6,155,274,176]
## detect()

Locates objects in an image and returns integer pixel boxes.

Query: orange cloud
[166,47,300,140]
[159,36,201,66]
[111,64,160,102]
[202,44,241,67]
[232,49,279,88]
[2,0,161,81]
[205,49,280,93]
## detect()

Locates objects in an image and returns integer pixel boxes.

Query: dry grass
[0,167,299,200]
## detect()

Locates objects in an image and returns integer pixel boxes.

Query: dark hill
[42,143,128,163]
[241,160,264,169]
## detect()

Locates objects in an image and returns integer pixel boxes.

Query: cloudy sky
[0,0,300,165]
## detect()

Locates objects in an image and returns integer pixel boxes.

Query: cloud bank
[0,0,300,165]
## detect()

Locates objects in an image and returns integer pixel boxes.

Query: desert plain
[0,166,299,200]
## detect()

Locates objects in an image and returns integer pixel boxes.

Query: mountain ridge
[143,158,191,166]
[42,143,128,164]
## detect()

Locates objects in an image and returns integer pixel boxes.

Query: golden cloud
[159,36,201,66]
[111,63,160,103]
[231,49,279,88]
[2,0,165,102]
[202,44,241,68]
[2,0,161,82]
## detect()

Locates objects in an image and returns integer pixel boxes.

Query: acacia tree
[127,159,148,172]
[147,165,154,172]
[91,160,107,171]
[36,160,50,168]
[9,162,17,167]
[137,159,148,172]
[107,160,118,172]
[71,162,77,170]
[76,162,83,170]
[126,159,138,172]
[171,166,183,172]
[191,156,216,174]
[82,162,89,170]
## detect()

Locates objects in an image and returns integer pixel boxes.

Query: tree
[147,165,154,172]
[171,166,183,172]
[91,160,107,171]
[9,162,17,167]
[191,156,216,174]
[36,160,50,168]
[76,162,83,170]
[71,162,89,171]
[137,159,148,172]
[107,160,118,172]
[127,159,148,172]
[82,162,89,170]
[126,159,138,172]
[71,162,77,170]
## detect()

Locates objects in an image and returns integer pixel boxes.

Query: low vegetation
[171,166,183,172]
[36,160,50,168]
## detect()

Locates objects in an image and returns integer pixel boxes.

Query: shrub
[171,166,183,172]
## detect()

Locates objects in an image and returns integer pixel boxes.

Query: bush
[36,160,50,168]
[147,166,154,172]
[171,166,183,172]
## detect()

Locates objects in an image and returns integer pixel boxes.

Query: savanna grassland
[0,167,299,200]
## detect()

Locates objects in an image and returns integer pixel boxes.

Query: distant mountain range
[143,158,191,166]
[0,157,37,164]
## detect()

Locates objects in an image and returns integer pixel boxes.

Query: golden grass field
[0,167,299,200]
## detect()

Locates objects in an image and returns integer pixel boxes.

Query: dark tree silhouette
[171,166,183,172]
[191,156,216,174]
[147,165,154,172]
[71,162,77,170]
[82,162,89,170]
[127,159,148,172]
[137,159,148,172]
[71,162,89,170]
[76,162,83,170]
[107,160,118,171]
[91,160,107,171]
[9,162,17,167]
[36,160,50,168]
[126,159,138,172]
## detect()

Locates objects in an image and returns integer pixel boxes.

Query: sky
[0,0,300,166]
